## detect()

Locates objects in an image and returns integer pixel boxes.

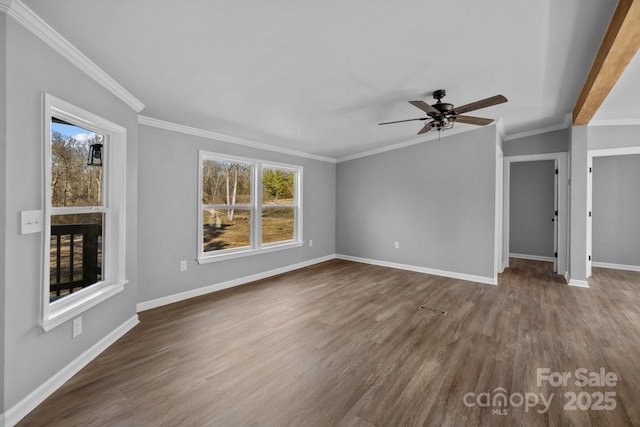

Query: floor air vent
[417,305,448,316]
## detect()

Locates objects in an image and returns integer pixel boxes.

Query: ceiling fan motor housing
[433,102,453,115]
[431,89,453,115]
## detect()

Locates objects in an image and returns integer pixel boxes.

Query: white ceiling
[21,0,632,159]
[592,49,640,124]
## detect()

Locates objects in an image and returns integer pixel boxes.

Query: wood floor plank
[17,258,640,426]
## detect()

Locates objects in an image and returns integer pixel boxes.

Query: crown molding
[0,0,13,13]
[503,114,571,142]
[5,0,145,112]
[337,136,429,163]
[138,116,336,163]
[337,124,493,163]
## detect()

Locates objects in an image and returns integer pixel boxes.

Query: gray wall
[136,125,336,305]
[3,18,139,409]
[509,161,555,257]
[503,129,569,156]
[589,125,640,150]
[0,13,7,413]
[569,126,589,281]
[336,125,497,280]
[592,154,640,266]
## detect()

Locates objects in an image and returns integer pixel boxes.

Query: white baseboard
[509,253,555,263]
[138,253,499,312]
[336,254,497,285]
[3,315,139,427]
[564,272,589,288]
[137,255,337,312]
[592,262,640,272]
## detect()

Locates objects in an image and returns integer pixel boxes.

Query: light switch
[21,210,43,234]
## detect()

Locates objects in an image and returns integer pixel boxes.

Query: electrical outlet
[180,260,187,272]
[309,239,313,247]
[72,317,82,338]
[394,241,400,249]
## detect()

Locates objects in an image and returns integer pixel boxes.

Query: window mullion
[51,206,108,215]
[254,163,262,249]
[295,167,302,242]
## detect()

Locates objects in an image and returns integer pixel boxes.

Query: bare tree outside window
[202,160,252,252]
[49,119,105,301]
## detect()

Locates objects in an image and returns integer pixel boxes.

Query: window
[201,159,253,252]
[262,166,296,244]
[49,119,105,300]
[198,152,302,263]
[42,94,128,331]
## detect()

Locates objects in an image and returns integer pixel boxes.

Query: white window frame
[41,94,128,331]
[197,151,303,263]
[261,163,300,247]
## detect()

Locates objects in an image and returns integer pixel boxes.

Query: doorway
[503,153,568,274]
[509,160,556,266]
[587,147,640,276]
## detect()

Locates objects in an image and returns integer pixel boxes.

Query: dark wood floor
[19,259,640,426]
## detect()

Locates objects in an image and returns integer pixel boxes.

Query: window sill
[197,241,303,264]
[41,280,128,332]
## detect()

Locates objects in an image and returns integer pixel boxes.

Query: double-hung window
[42,94,127,331]
[198,151,302,262]
[261,166,297,244]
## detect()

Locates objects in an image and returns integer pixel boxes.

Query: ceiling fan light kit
[379,89,508,135]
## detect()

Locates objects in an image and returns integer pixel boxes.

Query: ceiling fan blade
[455,115,494,126]
[409,100,440,115]
[378,117,428,125]
[453,95,507,115]
[417,122,433,135]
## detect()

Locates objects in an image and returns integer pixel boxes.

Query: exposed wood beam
[573,0,640,125]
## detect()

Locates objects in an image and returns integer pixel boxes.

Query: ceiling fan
[378,89,507,135]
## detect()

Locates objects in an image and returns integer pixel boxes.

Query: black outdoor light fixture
[87,143,103,167]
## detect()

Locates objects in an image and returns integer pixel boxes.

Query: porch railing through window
[50,223,102,301]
